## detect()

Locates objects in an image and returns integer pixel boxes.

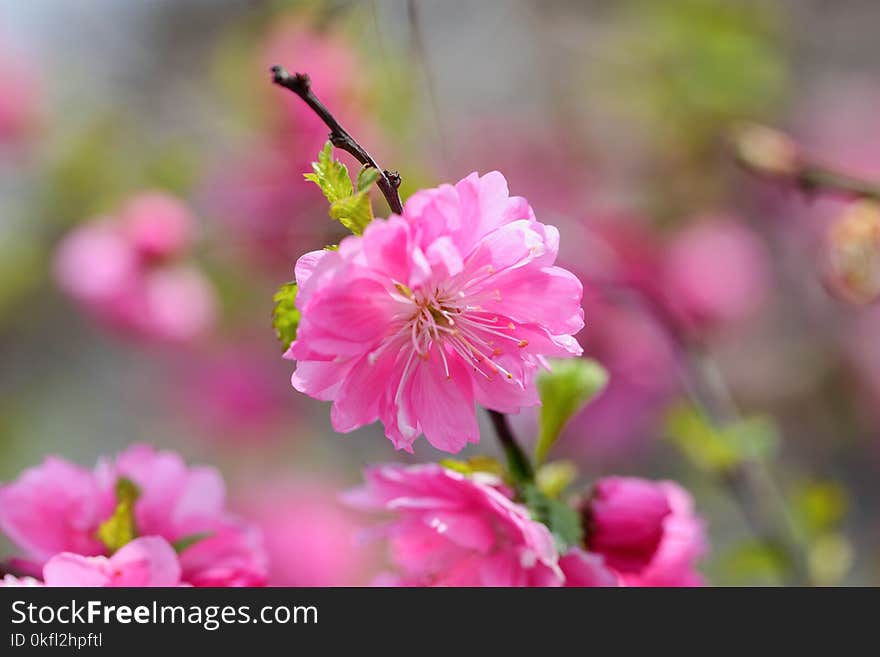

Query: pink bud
[584,477,672,574]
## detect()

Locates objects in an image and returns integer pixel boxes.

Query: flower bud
[825,200,880,305]
[583,477,671,574]
[732,122,801,179]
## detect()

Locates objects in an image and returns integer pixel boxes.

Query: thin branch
[271,65,404,214]
[733,122,880,202]
[488,410,534,484]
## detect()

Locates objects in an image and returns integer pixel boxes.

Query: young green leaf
[665,404,780,474]
[522,483,583,553]
[303,141,353,203]
[356,165,381,193]
[272,282,300,351]
[172,532,212,554]
[534,359,608,464]
[96,477,141,553]
[330,191,374,235]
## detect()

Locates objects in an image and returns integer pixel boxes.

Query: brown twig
[271,65,404,214]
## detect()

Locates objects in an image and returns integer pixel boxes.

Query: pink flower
[120,192,193,262]
[662,216,770,331]
[0,575,42,587]
[346,463,563,587]
[54,193,216,343]
[175,342,291,442]
[0,48,41,145]
[0,444,267,587]
[558,549,619,587]
[620,482,708,587]
[42,537,181,587]
[235,478,379,586]
[583,478,707,586]
[288,172,584,453]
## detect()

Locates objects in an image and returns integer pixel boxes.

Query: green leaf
[303,143,381,235]
[439,456,506,479]
[96,477,141,553]
[172,532,212,554]
[303,142,353,204]
[713,540,788,586]
[535,460,579,499]
[792,482,848,537]
[272,282,300,351]
[534,359,608,464]
[522,484,583,553]
[329,191,374,235]
[356,165,381,193]
[665,404,779,474]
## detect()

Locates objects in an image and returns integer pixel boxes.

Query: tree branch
[733,122,880,202]
[271,65,404,214]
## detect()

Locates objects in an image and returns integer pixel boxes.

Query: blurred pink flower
[0,444,267,587]
[236,479,378,586]
[42,537,181,587]
[288,171,584,453]
[662,216,770,332]
[561,217,679,459]
[0,48,41,145]
[583,478,707,586]
[54,192,217,343]
[346,464,563,586]
[206,20,375,269]
[583,477,672,573]
[0,575,42,587]
[558,548,619,587]
[176,342,290,442]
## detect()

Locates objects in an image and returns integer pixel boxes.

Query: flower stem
[271,66,534,477]
[488,410,534,484]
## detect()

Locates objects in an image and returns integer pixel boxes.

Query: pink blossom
[584,477,672,573]
[288,172,584,453]
[346,463,563,586]
[175,342,291,442]
[236,478,379,586]
[583,478,707,586]
[54,193,216,343]
[662,216,770,331]
[42,537,181,587]
[558,549,619,587]
[0,575,42,587]
[561,216,679,459]
[206,20,375,270]
[121,192,193,262]
[0,48,41,145]
[0,444,267,587]
[620,482,708,587]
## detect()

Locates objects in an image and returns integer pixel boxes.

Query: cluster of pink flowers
[54,192,217,342]
[287,171,584,453]
[346,464,705,587]
[0,445,267,587]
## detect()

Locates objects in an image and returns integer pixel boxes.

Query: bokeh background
[2,0,879,585]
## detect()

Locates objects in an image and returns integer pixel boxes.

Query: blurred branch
[732,123,880,202]
[271,65,404,214]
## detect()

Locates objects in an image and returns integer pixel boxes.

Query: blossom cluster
[0,445,267,587]
[346,464,705,587]
[54,192,216,343]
